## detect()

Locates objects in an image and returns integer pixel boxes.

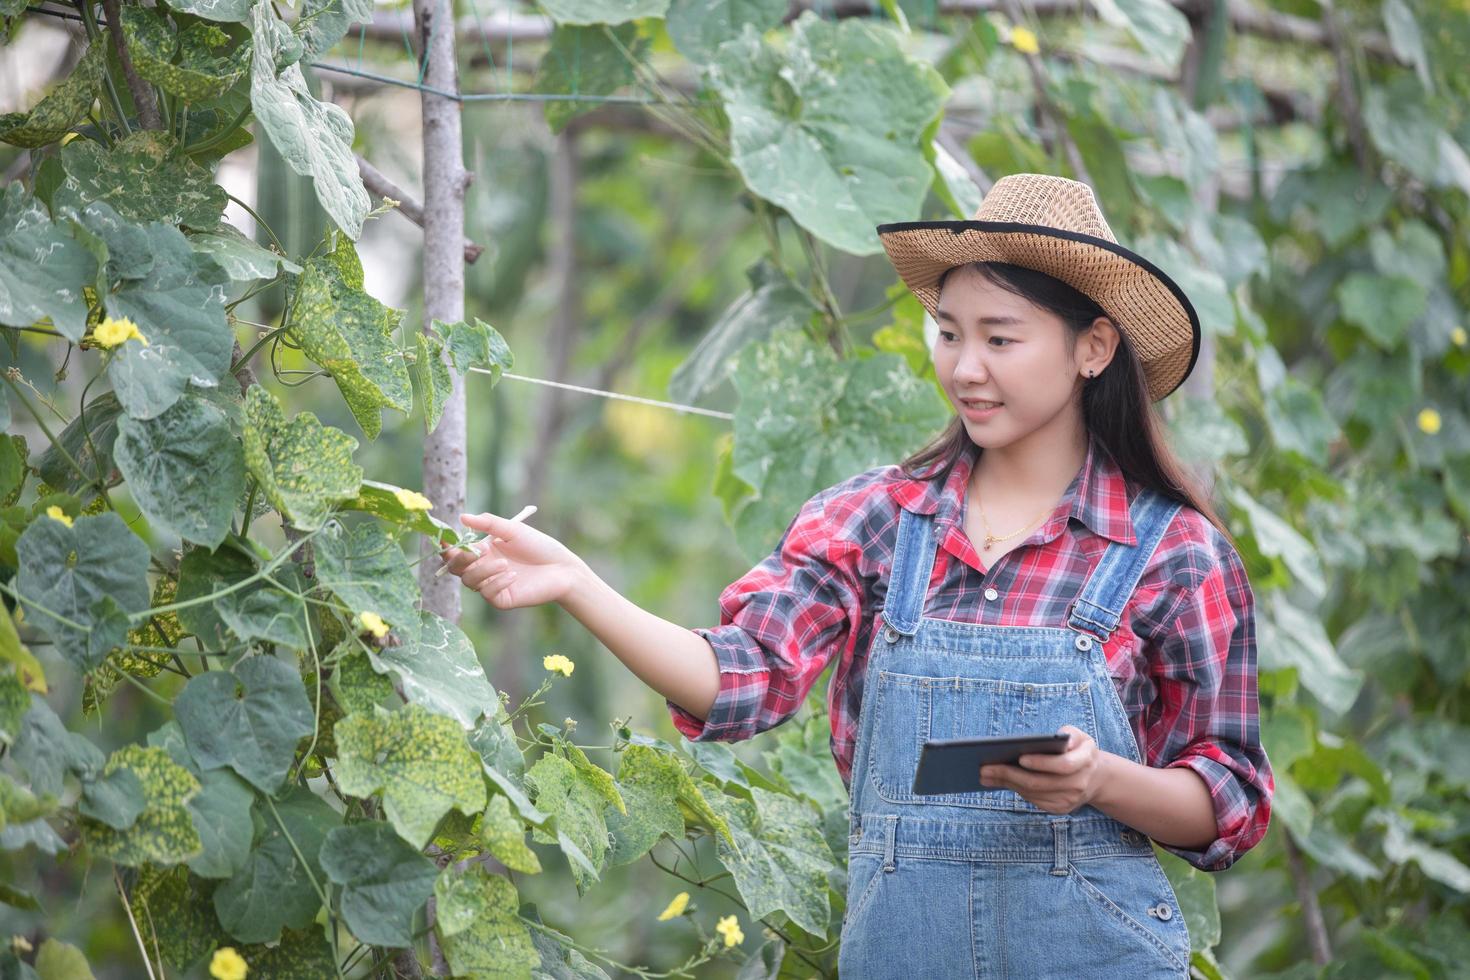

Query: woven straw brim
[875,221,1201,401]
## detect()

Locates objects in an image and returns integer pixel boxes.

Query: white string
[467,366,733,420]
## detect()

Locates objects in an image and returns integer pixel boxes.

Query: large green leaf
[114,393,243,548]
[174,656,315,794]
[241,384,362,531]
[605,744,688,867]
[1224,484,1326,600]
[319,822,437,947]
[0,45,105,148]
[334,705,487,848]
[122,7,250,102]
[213,786,339,944]
[704,786,833,936]
[79,745,202,866]
[1336,272,1426,349]
[709,14,947,255]
[1263,375,1340,468]
[250,2,369,237]
[1363,76,1443,184]
[728,328,949,560]
[55,131,227,229]
[536,25,645,132]
[15,511,151,671]
[525,752,618,894]
[133,865,232,969]
[1087,0,1191,72]
[438,316,513,378]
[104,223,233,421]
[147,721,256,880]
[665,0,785,63]
[0,184,97,342]
[174,542,312,650]
[10,696,104,800]
[538,0,667,25]
[297,0,376,59]
[236,925,337,977]
[409,330,453,435]
[187,223,301,282]
[433,866,539,977]
[166,0,251,21]
[313,520,420,639]
[77,766,145,830]
[1257,593,1363,715]
[286,240,413,439]
[368,610,497,729]
[479,793,541,873]
[337,479,458,544]
[669,261,818,405]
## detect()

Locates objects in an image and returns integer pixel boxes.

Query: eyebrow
[934,311,1026,326]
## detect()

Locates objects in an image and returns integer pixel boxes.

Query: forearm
[557,560,721,721]
[1092,753,1217,850]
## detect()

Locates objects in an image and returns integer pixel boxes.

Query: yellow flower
[715,914,744,948]
[1417,408,1442,435]
[656,892,690,921]
[45,505,73,528]
[394,488,433,511]
[358,611,390,637]
[209,946,248,980]
[1009,25,1039,55]
[1452,326,1468,347]
[93,316,149,349]
[10,936,32,954]
[543,654,575,677]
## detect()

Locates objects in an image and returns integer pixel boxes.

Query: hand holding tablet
[912,732,1072,796]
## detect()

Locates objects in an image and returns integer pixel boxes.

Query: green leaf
[114,393,243,549]
[320,822,438,947]
[34,392,122,495]
[433,866,539,976]
[536,25,645,132]
[526,917,612,979]
[1,771,57,828]
[330,646,395,714]
[1336,273,1426,349]
[214,786,339,944]
[0,44,105,148]
[669,261,818,405]
[468,709,542,824]
[15,511,151,671]
[1364,77,1442,183]
[0,673,27,745]
[11,696,104,799]
[174,542,311,650]
[728,328,949,561]
[525,752,615,894]
[704,786,833,936]
[1087,0,1191,72]
[337,479,458,543]
[368,610,497,729]
[1382,0,1432,92]
[710,14,947,255]
[537,0,667,25]
[410,330,453,434]
[122,7,250,102]
[0,184,97,341]
[296,0,376,60]
[104,223,233,421]
[665,0,786,64]
[188,223,301,281]
[1379,811,1470,893]
[56,131,227,229]
[334,705,487,848]
[286,242,413,439]
[78,766,146,830]
[241,384,362,531]
[1224,483,1326,600]
[314,520,420,640]
[1263,375,1340,467]
[79,745,202,866]
[1257,593,1363,715]
[32,938,95,980]
[175,655,315,794]
[605,744,687,866]
[479,793,541,873]
[250,2,370,237]
[133,865,231,968]
[439,317,513,378]
[166,0,251,21]
[1166,397,1247,466]
[235,925,336,977]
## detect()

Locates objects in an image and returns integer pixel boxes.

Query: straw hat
[875,173,1200,401]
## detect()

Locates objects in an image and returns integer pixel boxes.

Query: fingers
[460,511,518,545]
[461,554,511,592]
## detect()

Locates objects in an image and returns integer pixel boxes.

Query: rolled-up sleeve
[1144,548,1274,872]
[667,488,863,744]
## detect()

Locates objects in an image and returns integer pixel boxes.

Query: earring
[1087,369,1095,378]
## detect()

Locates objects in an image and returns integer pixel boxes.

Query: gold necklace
[974,492,1053,551]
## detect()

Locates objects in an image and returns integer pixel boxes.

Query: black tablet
[911,732,1072,795]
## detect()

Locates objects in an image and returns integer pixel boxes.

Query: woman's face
[931,265,1085,450]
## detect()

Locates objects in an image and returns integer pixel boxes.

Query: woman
[440,173,1273,978]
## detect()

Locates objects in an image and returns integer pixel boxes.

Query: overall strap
[1067,489,1184,642]
[881,508,938,636]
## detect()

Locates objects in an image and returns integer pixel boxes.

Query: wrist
[1089,750,1125,810]
[557,558,601,616]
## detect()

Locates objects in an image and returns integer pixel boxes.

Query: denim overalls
[838,489,1192,979]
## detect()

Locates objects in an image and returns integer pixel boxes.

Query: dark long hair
[899,261,1232,542]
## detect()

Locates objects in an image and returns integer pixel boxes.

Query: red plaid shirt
[669,435,1273,871]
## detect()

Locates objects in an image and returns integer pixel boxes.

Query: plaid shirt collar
[887,435,1138,547]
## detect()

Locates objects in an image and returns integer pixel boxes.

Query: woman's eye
[989,337,1013,347]
[939,331,958,343]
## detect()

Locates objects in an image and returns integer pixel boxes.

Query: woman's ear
[1076,316,1121,378]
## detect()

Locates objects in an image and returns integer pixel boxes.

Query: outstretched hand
[438,511,585,610]
[978,724,1111,815]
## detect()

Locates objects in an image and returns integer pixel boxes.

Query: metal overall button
[1120,829,1145,846]
[1073,633,1094,651]
[1146,902,1174,921]
[884,625,900,642]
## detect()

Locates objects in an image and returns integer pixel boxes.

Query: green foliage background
[0,0,1468,976]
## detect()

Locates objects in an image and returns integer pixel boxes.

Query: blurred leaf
[0,44,105,148]
[1157,848,1220,952]
[538,0,668,24]
[1087,0,1191,72]
[320,822,438,947]
[666,0,785,62]
[537,25,645,133]
[1256,593,1362,715]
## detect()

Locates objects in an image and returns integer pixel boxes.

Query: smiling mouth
[960,399,1003,409]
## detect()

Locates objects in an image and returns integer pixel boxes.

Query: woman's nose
[953,349,991,383]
